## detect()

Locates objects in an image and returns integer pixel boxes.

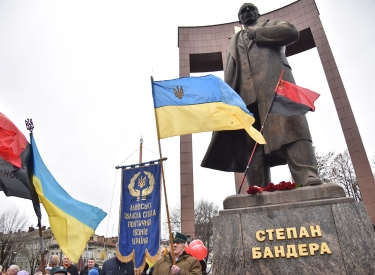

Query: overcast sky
[1,0,374,237]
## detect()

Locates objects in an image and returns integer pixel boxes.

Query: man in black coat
[100,243,135,275]
[62,256,78,275]
[80,258,102,275]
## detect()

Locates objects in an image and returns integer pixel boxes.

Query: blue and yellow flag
[151,74,266,144]
[30,135,107,263]
[117,163,161,272]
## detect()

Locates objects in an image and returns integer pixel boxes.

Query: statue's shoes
[302,177,323,187]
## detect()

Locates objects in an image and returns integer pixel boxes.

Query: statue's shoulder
[257,18,284,26]
[263,18,293,26]
[228,31,241,41]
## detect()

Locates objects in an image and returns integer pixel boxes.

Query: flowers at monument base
[246,181,297,195]
[246,185,263,194]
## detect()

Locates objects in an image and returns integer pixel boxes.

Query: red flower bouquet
[246,181,297,195]
[275,181,296,190]
[246,185,263,195]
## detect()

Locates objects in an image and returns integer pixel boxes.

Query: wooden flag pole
[150,76,177,265]
[237,70,284,194]
[38,220,46,275]
[139,136,143,164]
[25,121,46,275]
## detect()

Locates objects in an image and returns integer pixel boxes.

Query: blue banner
[118,163,161,270]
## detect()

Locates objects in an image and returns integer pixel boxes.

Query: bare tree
[0,207,29,269]
[315,149,335,184]
[193,200,219,262]
[168,205,181,233]
[331,150,362,202]
[316,149,362,202]
[23,241,41,274]
[168,199,219,262]
[14,228,53,274]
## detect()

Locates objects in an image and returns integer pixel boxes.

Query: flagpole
[237,70,285,194]
[38,223,46,275]
[135,135,142,273]
[139,136,143,164]
[25,120,46,275]
[34,147,47,275]
[150,76,177,265]
[117,161,138,273]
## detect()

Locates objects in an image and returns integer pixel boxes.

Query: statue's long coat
[201,19,313,172]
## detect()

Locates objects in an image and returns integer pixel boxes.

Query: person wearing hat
[50,267,68,275]
[87,267,98,275]
[201,3,323,188]
[152,232,201,275]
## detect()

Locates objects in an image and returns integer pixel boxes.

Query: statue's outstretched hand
[246,27,256,40]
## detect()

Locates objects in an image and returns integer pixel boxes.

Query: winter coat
[80,264,102,275]
[66,264,79,275]
[100,257,134,275]
[201,18,312,171]
[152,252,201,275]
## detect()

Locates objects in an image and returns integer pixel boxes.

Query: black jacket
[100,257,134,275]
[66,264,79,275]
[80,264,102,275]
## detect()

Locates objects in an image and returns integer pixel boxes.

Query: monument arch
[177,0,375,238]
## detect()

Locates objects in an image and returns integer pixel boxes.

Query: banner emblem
[128,171,155,201]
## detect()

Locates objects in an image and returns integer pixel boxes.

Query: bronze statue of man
[201,3,322,188]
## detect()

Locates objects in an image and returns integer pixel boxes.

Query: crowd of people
[0,232,207,275]
[0,263,99,275]
[100,232,205,275]
[0,255,104,275]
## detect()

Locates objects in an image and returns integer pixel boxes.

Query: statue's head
[238,3,260,26]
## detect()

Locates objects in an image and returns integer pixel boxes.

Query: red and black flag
[236,71,320,194]
[0,112,41,219]
[269,79,320,116]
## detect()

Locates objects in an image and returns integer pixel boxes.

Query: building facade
[8,227,117,273]
[11,227,53,273]
[47,234,117,269]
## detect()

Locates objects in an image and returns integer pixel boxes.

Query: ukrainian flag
[152,74,265,144]
[31,135,107,263]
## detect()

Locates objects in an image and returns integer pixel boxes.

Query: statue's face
[239,4,259,26]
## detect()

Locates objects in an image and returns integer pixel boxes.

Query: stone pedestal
[212,184,375,275]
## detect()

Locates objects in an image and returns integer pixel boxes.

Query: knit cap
[88,267,99,275]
